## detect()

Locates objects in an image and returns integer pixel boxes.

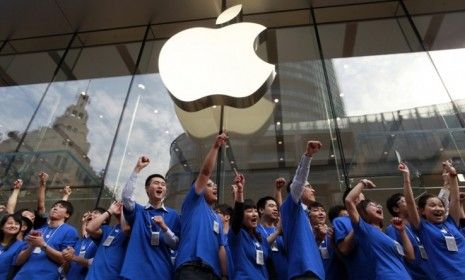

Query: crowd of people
[1,132,465,280]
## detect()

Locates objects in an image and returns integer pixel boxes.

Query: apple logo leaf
[158,4,276,112]
[216,4,242,26]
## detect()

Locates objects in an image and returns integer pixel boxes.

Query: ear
[393,206,400,214]
[224,214,230,222]
[258,208,264,215]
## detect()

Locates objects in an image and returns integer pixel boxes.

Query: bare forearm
[37,185,46,214]
[195,144,220,193]
[6,189,20,214]
[16,247,33,266]
[44,245,65,265]
[399,230,415,262]
[402,173,420,229]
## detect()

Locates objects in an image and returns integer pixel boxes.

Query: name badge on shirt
[319,246,330,259]
[394,241,405,256]
[418,245,428,259]
[151,231,160,246]
[213,221,220,234]
[33,247,42,254]
[102,235,115,247]
[445,236,458,252]
[256,249,264,265]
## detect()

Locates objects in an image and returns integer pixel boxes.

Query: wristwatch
[41,244,47,252]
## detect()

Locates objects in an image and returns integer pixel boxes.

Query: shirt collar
[144,203,167,212]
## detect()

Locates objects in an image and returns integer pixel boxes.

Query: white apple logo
[158,4,276,112]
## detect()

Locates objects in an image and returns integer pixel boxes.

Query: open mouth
[433,211,443,217]
[376,209,383,215]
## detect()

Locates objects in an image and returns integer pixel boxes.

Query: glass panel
[3,29,143,225]
[317,5,461,199]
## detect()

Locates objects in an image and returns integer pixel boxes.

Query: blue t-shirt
[332,216,374,280]
[15,223,78,280]
[175,184,225,277]
[228,227,269,280]
[121,203,180,279]
[385,224,432,280]
[280,196,324,280]
[66,237,97,280]
[86,224,128,280]
[354,218,411,280]
[223,233,235,280]
[319,234,346,280]
[0,240,26,279]
[256,225,288,280]
[415,217,465,280]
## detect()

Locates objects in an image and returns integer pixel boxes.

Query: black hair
[386,193,403,217]
[15,208,34,218]
[0,214,22,250]
[21,216,33,237]
[328,205,346,223]
[256,196,277,217]
[92,207,110,225]
[145,174,166,188]
[356,199,383,228]
[307,201,325,210]
[52,200,74,220]
[243,199,257,211]
[417,193,444,218]
[215,204,233,217]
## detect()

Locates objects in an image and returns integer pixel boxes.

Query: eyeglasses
[368,202,383,210]
[207,182,217,187]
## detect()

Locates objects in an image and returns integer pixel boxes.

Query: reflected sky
[332,51,457,117]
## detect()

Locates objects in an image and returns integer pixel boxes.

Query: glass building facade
[1,0,465,226]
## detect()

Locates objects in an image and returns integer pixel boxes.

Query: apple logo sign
[159,4,276,112]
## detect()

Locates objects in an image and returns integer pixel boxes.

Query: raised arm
[344,179,375,224]
[62,186,72,201]
[274,177,286,206]
[391,217,415,262]
[122,156,149,213]
[195,133,227,194]
[289,141,322,203]
[231,172,245,234]
[438,167,450,217]
[86,201,119,239]
[443,161,461,226]
[399,163,421,229]
[37,172,48,215]
[6,179,23,214]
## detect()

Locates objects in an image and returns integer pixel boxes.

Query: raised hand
[391,217,405,231]
[233,172,245,193]
[38,172,49,185]
[443,160,457,176]
[63,186,72,196]
[398,163,410,174]
[306,140,322,157]
[360,179,376,189]
[108,201,123,215]
[135,156,150,173]
[214,132,228,149]
[13,179,23,190]
[275,177,286,191]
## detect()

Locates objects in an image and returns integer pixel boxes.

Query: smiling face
[309,206,327,226]
[243,207,259,229]
[421,197,445,224]
[2,216,21,237]
[359,200,384,227]
[146,176,167,203]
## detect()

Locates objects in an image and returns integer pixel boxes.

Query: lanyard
[43,224,63,244]
[405,226,423,245]
[439,224,454,238]
[144,209,166,232]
